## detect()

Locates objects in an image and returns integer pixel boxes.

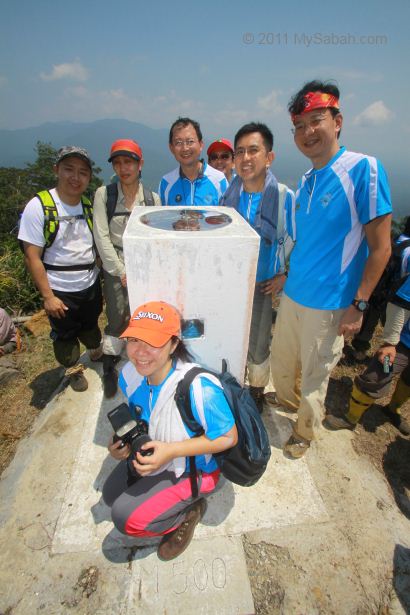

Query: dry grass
[0,326,62,474]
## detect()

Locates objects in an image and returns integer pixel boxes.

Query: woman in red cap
[93,140,161,398]
[207,138,236,184]
[103,300,237,561]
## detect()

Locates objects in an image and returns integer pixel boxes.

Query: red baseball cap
[207,138,234,157]
[120,301,181,347]
[108,139,143,162]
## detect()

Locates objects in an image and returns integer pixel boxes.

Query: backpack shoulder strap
[174,367,209,435]
[174,366,212,499]
[142,185,155,207]
[106,183,119,223]
[81,195,93,233]
[36,190,58,249]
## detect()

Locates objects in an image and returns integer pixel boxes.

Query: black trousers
[48,278,103,367]
[356,341,410,398]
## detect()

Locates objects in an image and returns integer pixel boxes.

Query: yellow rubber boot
[388,378,410,414]
[346,384,374,424]
[384,378,410,435]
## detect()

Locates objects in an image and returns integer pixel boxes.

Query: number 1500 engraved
[172,558,227,594]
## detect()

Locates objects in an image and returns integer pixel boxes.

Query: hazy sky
[1,0,409,205]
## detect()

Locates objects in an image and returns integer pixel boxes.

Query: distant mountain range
[0,119,175,192]
[0,119,407,218]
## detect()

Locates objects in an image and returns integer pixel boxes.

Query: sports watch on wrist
[351,298,370,312]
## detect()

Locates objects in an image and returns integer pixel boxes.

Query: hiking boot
[249,386,265,414]
[323,414,356,431]
[89,345,103,362]
[103,354,119,398]
[382,407,410,435]
[284,433,310,459]
[157,499,207,561]
[65,364,88,392]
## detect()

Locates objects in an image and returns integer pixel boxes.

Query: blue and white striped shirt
[284,146,392,309]
[159,162,228,206]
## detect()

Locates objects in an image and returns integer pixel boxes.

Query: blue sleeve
[159,178,166,205]
[351,158,392,225]
[189,376,235,441]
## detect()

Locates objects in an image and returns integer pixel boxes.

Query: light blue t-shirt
[118,363,235,473]
[400,315,410,349]
[159,162,228,206]
[237,189,293,282]
[396,272,410,304]
[284,147,392,310]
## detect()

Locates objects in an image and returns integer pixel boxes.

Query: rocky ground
[0,312,409,614]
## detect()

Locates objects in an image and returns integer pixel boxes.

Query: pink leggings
[103,462,220,537]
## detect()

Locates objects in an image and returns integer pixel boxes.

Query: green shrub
[0,236,41,315]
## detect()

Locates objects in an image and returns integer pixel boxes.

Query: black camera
[107,403,154,457]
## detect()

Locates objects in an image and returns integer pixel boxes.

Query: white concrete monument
[123,206,259,383]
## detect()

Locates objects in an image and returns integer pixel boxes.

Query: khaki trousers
[271,294,345,440]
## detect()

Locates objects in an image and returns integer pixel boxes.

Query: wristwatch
[352,299,370,312]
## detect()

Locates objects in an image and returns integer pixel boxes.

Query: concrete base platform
[1,359,409,614]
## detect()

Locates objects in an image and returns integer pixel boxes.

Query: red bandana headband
[291,91,339,121]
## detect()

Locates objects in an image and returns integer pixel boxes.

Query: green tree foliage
[0,141,103,237]
[0,141,103,314]
[0,236,40,315]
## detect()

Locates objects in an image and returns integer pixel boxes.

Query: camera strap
[188,456,199,498]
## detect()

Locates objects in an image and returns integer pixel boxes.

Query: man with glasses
[221,122,294,413]
[271,80,392,458]
[159,117,227,205]
[207,138,236,184]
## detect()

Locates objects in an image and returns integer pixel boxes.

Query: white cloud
[40,60,88,82]
[353,100,394,126]
[257,90,283,114]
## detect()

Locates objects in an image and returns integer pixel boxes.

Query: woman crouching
[103,300,238,561]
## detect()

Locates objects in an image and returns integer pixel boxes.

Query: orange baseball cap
[120,301,181,347]
[108,139,143,162]
[207,138,234,157]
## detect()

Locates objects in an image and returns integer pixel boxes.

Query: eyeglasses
[172,139,198,148]
[234,146,262,158]
[291,114,327,135]
[209,152,232,162]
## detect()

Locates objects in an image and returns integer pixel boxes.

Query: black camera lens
[131,434,154,457]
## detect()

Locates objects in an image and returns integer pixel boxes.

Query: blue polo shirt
[284,147,392,309]
[237,189,294,282]
[159,162,228,205]
[118,362,235,473]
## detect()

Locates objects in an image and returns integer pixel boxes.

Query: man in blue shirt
[159,117,227,205]
[221,123,294,412]
[271,81,392,458]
